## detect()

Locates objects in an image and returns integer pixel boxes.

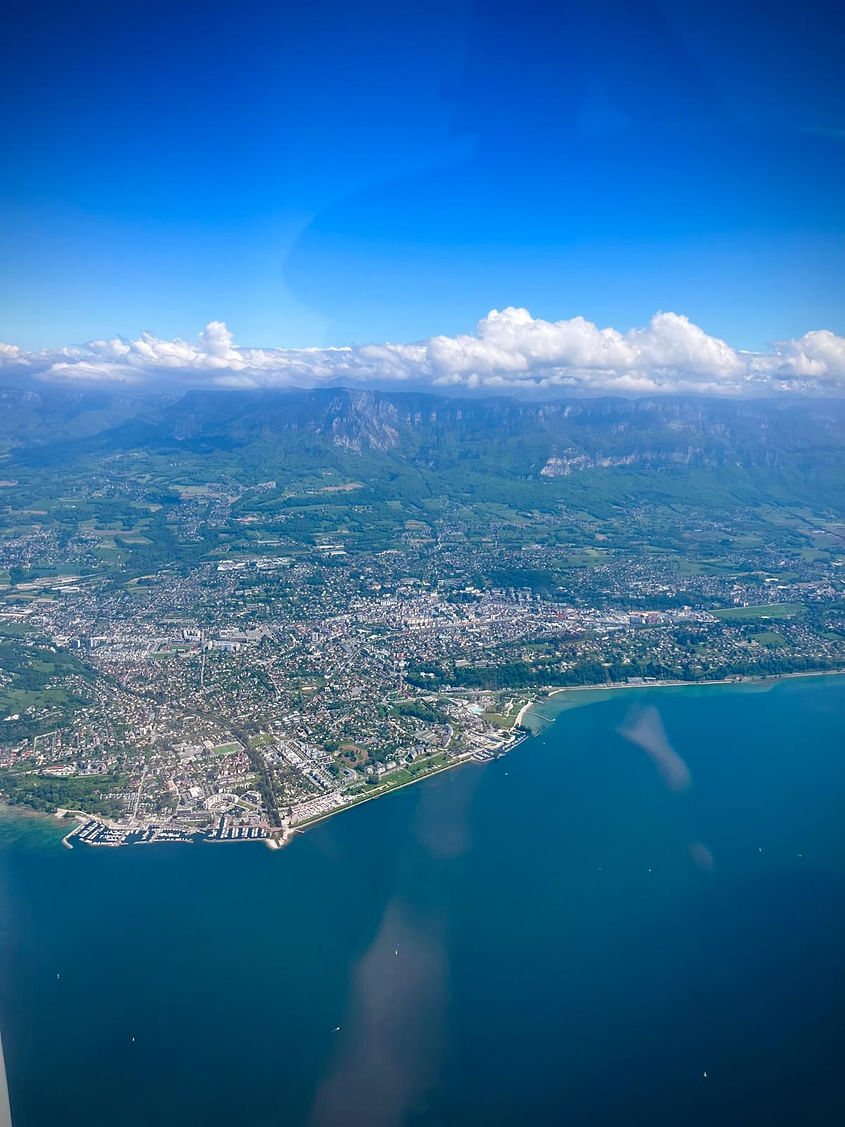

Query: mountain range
[3,386,843,494]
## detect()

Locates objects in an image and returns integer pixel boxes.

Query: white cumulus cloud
[763,329,845,382]
[1,309,844,396]
[426,309,746,386]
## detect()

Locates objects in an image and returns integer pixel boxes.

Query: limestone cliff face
[7,385,845,500]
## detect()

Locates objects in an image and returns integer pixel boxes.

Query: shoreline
[548,664,845,696]
[291,729,529,835]
[10,730,529,853]
[4,668,843,851]
[522,666,845,727]
[513,698,534,729]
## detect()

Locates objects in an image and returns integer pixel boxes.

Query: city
[2,443,843,846]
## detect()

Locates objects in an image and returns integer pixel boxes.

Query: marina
[64,815,269,849]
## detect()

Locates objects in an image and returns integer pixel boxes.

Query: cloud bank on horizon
[2,309,845,396]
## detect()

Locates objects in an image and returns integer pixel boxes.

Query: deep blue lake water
[2,674,845,1126]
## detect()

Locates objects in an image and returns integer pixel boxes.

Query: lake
[2,674,844,1126]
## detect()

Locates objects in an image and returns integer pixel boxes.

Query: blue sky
[1,0,844,356]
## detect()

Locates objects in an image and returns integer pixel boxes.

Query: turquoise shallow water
[2,675,845,1126]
